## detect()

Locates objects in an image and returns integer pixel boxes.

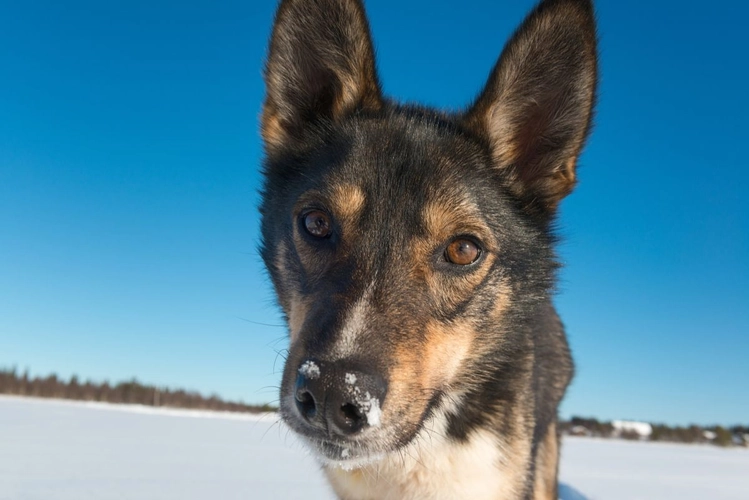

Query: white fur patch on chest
[325,425,510,500]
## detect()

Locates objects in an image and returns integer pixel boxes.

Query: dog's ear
[464,0,598,214]
[262,0,382,153]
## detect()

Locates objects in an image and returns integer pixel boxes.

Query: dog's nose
[294,360,386,436]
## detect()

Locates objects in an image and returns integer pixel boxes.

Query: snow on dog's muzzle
[294,359,386,437]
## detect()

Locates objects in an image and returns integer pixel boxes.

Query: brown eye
[445,238,481,265]
[303,210,332,238]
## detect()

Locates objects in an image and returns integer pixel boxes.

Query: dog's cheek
[385,342,431,426]
[407,240,498,317]
[421,319,476,391]
[381,319,475,429]
[273,240,303,340]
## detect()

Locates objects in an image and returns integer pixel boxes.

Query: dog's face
[263,115,549,464]
[260,0,596,466]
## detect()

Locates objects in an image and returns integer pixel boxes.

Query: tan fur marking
[412,195,498,311]
[492,280,513,320]
[328,183,366,225]
[385,340,428,426]
[260,102,285,151]
[421,196,493,247]
[378,318,481,470]
[421,319,474,391]
[533,422,560,500]
[421,251,496,311]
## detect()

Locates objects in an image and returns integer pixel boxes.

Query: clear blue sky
[1,0,747,426]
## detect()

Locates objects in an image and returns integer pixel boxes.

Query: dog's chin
[292,428,413,470]
[309,438,387,471]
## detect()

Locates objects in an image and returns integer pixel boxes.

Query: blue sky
[1,0,747,426]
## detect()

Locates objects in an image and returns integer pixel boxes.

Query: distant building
[612,420,652,438]
[569,425,590,437]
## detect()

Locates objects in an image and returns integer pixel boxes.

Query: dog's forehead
[320,116,490,218]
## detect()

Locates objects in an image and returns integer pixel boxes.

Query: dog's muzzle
[293,359,387,437]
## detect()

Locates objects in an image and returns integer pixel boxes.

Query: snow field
[1,396,747,500]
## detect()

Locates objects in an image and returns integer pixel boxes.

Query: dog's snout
[293,360,387,437]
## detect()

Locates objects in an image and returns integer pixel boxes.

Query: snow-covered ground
[1,395,747,500]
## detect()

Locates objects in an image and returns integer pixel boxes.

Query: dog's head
[259,0,596,466]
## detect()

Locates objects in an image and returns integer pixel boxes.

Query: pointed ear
[464,0,598,214]
[261,0,382,153]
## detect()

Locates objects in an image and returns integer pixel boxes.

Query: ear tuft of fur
[262,0,382,153]
[464,0,598,214]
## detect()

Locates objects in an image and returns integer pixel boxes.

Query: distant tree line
[560,416,749,448]
[0,366,276,413]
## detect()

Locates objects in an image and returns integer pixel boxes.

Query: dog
[259,0,597,498]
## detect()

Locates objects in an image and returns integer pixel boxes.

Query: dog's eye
[445,238,481,265]
[302,210,332,238]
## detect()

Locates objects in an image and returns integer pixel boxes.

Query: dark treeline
[560,416,749,448]
[0,366,276,413]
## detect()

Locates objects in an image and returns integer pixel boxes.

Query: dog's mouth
[291,421,431,471]
[300,436,387,469]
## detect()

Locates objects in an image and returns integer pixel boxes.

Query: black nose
[294,360,386,436]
